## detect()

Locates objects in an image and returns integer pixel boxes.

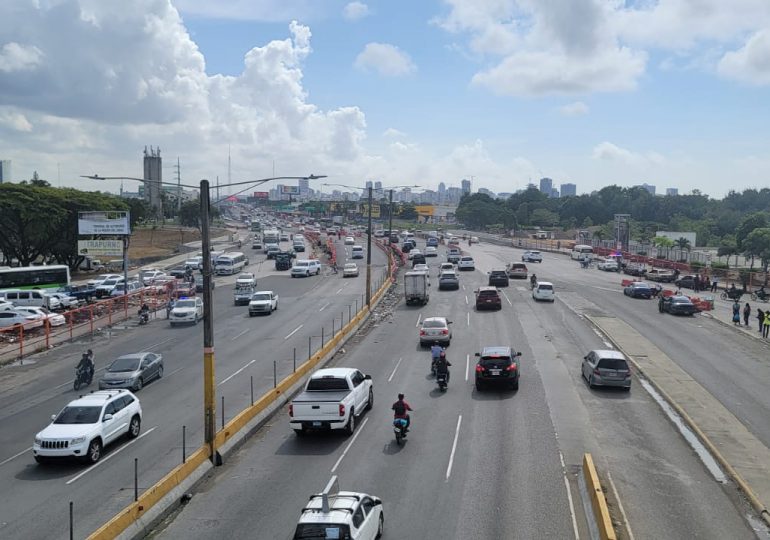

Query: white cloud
[383,128,406,138]
[343,2,369,21]
[0,109,33,132]
[591,141,666,167]
[354,43,416,77]
[559,101,589,116]
[0,43,43,72]
[718,29,770,85]
[173,0,325,22]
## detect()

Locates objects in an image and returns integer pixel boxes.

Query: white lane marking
[559,450,580,540]
[607,470,635,540]
[465,354,469,381]
[54,367,107,390]
[462,284,466,291]
[445,415,462,481]
[336,287,344,294]
[500,289,513,306]
[590,328,614,349]
[284,324,303,340]
[465,295,468,305]
[331,417,369,474]
[388,357,403,383]
[231,328,250,341]
[0,446,31,467]
[591,285,619,293]
[466,312,470,326]
[218,359,257,386]
[164,366,185,378]
[147,337,174,350]
[319,302,331,312]
[66,426,157,485]
[415,313,422,327]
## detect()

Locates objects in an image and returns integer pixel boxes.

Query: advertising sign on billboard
[359,203,381,218]
[77,211,130,235]
[77,240,124,257]
[281,185,300,195]
[415,205,435,216]
[254,191,269,199]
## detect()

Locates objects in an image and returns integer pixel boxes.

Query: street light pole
[388,189,394,245]
[199,179,217,463]
[365,186,373,307]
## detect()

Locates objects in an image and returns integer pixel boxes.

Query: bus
[250,221,262,232]
[571,244,594,261]
[0,265,71,290]
[215,252,248,275]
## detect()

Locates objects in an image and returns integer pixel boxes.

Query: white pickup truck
[289,368,373,436]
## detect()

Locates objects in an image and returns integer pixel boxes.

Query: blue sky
[1,0,769,198]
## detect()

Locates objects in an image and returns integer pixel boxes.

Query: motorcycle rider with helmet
[76,349,95,385]
[435,351,451,384]
[530,273,537,289]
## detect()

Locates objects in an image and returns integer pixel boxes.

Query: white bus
[571,244,594,260]
[263,229,280,244]
[215,252,248,275]
[0,265,71,290]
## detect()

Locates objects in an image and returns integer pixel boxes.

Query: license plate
[312,421,322,427]
[490,369,501,375]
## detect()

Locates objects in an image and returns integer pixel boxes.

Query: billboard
[415,205,435,216]
[77,239,123,257]
[281,185,300,195]
[78,211,130,235]
[359,203,381,218]
[254,191,269,199]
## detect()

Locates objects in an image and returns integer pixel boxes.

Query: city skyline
[1,1,769,198]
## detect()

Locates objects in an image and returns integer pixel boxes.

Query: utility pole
[388,189,394,245]
[200,179,219,465]
[365,186,373,307]
[175,157,182,217]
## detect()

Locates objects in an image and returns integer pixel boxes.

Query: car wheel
[249,312,254,317]
[376,513,384,539]
[34,455,47,464]
[588,375,596,389]
[128,415,141,438]
[366,389,374,410]
[157,365,164,379]
[344,410,355,436]
[475,380,483,391]
[85,439,102,464]
[511,378,519,391]
[134,378,143,391]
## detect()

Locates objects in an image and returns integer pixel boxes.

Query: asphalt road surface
[149,237,764,540]
[0,234,389,540]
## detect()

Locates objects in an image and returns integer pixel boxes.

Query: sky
[1,0,769,199]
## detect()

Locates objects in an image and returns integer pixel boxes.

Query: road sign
[77,240,123,257]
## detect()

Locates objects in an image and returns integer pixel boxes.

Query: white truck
[404,270,429,306]
[289,368,373,436]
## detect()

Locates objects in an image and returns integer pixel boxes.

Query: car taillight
[506,364,517,372]
[288,404,293,417]
[339,404,345,417]
[441,329,449,335]
[475,365,483,373]
[419,330,426,336]
[593,368,601,376]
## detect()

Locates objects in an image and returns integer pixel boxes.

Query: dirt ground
[126,226,230,259]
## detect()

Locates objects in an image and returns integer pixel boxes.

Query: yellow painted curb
[583,453,616,540]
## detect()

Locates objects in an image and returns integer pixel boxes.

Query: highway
[150,237,764,540]
[0,235,389,540]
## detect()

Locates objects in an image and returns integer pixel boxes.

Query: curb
[585,316,770,529]
[583,453,617,540]
[700,312,769,345]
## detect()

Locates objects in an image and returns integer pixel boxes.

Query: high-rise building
[143,146,162,218]
[365,180,373,191]
[298,177,309,198]
[666,188,678,196]
[479,187,495,198]
[560,183,577,197]
[461,179,471,195]
[0,160,11,183]
[551,188,560,198]
[539,177,553,196]
[635,183,656,195]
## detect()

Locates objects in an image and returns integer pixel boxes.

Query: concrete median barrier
[583,453,617,540]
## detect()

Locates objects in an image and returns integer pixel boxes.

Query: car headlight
[70,436,87,445]
[34,437,42,445]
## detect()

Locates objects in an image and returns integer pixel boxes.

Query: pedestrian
[763,310,770,338]
[694,274,700,292]
[702,275,710,292]
[732,301,741,325]
[166,298,175,319]
[757,308,764,333]
[711,275,719,293]
[743,302,751,326]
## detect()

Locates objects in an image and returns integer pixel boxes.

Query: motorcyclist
[392,393,412,431]
[77,349,95,383]
[435,351,451,383]
[758,285,767,298]
[530,274,537,288]
[430,342,443,371]
[138,303,150,323]
[166,298,176,319]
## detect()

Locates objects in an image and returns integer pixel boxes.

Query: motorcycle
[138,311,149,325]
[393,418,408,445]
[437,372,448,392]
[720,289,745,301]
[73,365,93,391]
[751,290,770,303]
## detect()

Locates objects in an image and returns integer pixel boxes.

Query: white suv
[291,259,321,277]
[457,256,475,271]
[293,488,384,540]
[170,297,204,325]
[33,390,142,464]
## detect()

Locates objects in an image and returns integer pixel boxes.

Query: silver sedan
[99,352,164,391]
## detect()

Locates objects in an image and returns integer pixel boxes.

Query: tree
[742,228,770,272]
[19,171,51,187]
[674,237,691,261]
[736,212,769,250]
[530,208,560,228]
[653,236,674,260]
[717,235,738,268]
[179,200,202,229]
[397,202,418,220]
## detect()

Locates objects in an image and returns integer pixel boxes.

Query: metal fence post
[134,458,139,501]
[293,348,296,372]
[348,305,352,323]
[221,395,225,429]
[273,360,277,388]
[250,376,254,406]
[321,327,325,346]
[69,501,74,540]
[182,425,186,463]
[308,336,312,360]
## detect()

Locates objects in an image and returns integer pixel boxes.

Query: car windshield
[252,294,271,301]
[423,320,446,328]
[102,279,117,286]
[598,358,628,370]
[461,257,472,262]
[54,406,102,424]
[176,300,197,308]
[672,298,691,304]
[239,274,254,280]
[110,356,141,372]
[538,284,553,290]
[478,291,498,297]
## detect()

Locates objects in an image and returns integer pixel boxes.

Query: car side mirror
[364,374,372,380]
[51,414,57,421]
[474,352,480,357]
[515,352,522,357]
[103,413,113,422]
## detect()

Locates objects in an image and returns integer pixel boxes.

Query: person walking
[763,310,770,338]
[743,302,751,326]
[711,275,719,293]
[732,300,741,325]
[757,308,765,333]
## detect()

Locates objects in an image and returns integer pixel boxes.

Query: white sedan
[424,246,438,257]
[12,306,66,327]
[343,263,359,277]
[344,236,355,245]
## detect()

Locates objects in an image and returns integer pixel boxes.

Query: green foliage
[742,228,770,271]
[736,212,769,250]
[397,202,418,220]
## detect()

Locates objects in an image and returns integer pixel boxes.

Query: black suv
[475,347,521,390]
[411,254,427,266]
[675,275,699,290]
[488,270,509,287]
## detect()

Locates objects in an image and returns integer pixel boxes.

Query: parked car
[506,263,528,279]
[172,282,196,299]
[438,270,460,290]
[418,316,452,346]
[13,306,66,327]
[624,282,653,299]
[343,263,359,277]
[623,263,646,277]
[474,346,521,391]
[59,284,97,303]
[675,275,700,290]
[86,274,122,288]
[47,292,81,310]
[0,310,45,329]
[597,259,619,272]
[475,287,502,310]
[581,349,632,390]
[488,270,509,287]
[32,389,142,464]
[248,291,279,316]
[167,267,189,279]
[521,250,543,263]
[660,295,698,316]
[99,352,164,391]
[646,268,675,283]
[532,281,555,302]
[110,281,143,297]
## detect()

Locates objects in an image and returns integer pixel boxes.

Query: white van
[351,245,364,259]
[0,289,59,309]
[215,252,248,275]
[571,244,594,261]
